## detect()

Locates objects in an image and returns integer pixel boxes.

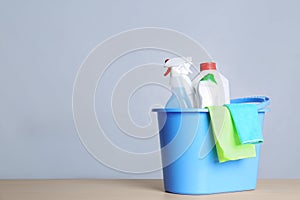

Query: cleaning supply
[164,57,196,108]
[197,74,219,108]
[207,106,256,163]
[225,104,263,144]
[153,96,270,194]
[192,62,230,108]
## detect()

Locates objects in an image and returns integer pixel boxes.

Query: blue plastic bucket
[152,97,269,195]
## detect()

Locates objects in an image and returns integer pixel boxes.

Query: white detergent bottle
[164,57,196,108]
[192,62,230,108]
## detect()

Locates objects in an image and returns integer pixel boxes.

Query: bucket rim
[153,96,270,113]
[152,108,269,113]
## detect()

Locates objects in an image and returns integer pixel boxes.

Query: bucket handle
[230,96,270,110]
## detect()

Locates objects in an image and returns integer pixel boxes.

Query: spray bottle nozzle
[163,57,193,76]
[164,67,171,76]
[164,58,171,76]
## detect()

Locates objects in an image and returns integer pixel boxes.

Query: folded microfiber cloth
[225,104,263,144]
[207,106,256,163]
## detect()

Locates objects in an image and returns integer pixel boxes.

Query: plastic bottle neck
[170,70,188,77]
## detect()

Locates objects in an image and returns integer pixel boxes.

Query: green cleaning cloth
[207,106,256,163]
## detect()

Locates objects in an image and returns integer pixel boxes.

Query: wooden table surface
[0,179,299,200]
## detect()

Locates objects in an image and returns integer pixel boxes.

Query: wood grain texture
[0,179,299,200]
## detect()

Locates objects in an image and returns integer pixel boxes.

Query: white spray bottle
[164,57,196,108]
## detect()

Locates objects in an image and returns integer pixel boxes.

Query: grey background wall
[1,0,299,179]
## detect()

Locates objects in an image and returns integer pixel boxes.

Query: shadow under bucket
[152,97,270,195]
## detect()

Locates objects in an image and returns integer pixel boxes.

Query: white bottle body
[192,70,230,108]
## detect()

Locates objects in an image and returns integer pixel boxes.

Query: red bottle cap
[200,62,216,71]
